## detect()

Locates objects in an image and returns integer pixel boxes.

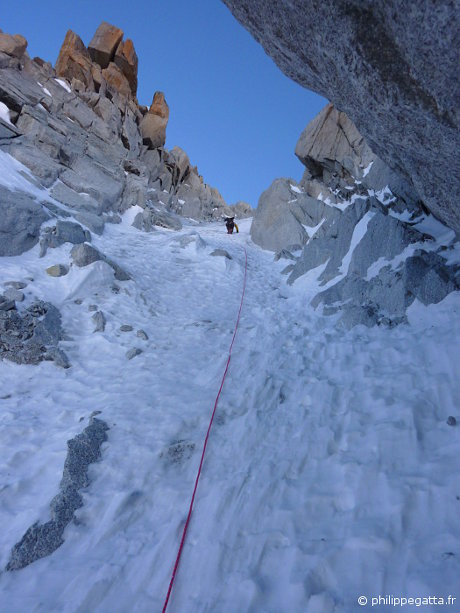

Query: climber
[225,216,239,234]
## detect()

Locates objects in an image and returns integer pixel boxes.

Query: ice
[0,214,459,612]
[303,218,325,239]
[413,214,456,245]
[37,82,52,97]
[362,161,374,177]
[368,186,396,205]
[289,184,303,194]
[0,150,49,198]
[339,211,374,274]
[0,101,13,125]
[366,243,419,281]
[54,78,71,93]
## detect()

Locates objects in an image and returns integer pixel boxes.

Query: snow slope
[0,217,459,612]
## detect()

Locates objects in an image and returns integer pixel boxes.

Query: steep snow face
[0,219,459,611]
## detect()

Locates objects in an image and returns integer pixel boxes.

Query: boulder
[40,221,91,256]
[114,39,138,95]
[0,32,27,58]
[140,91,169,149]
[0,296,16,311]
[55,30,94,91]
[132,204,182,232]
[102,62,131,99]
[3,288,24,302]
[92,310,106,332]
[46,264,69,277]
[0,187,49,256]
[221,0,460,234]
[126,347,142,360]
[70,243,130,280]
[88,22,124,70]
[70,243,103,267]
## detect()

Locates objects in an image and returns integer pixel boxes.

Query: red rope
[162,246,248,612]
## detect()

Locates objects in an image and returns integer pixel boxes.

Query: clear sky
[1,0,327,207]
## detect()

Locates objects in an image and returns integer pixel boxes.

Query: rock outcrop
[57,23,134,102]
[88,22,124,71]
[114,39,138,95]
[251,179,311,252]
[140,91,169,149]
[0,20,237,266]
[0,185,49,256]
[230,201,252,218]
[295,102,418,211]
[251,103,459,328]
[0,32,27,59]
[6,417,109,570]
[221,0,460,234]
[55,30,95,92]
[0,301,69,367]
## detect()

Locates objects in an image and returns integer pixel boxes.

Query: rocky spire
[55,30,95,91]
[87,22,124,70]
[55,22,139,100]
[114,39,138,96]
[140,92,170,149]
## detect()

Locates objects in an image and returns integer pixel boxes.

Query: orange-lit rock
[0,32,27,58]
[88,22,124,70]
[114,39,138,96]
[139,92,169,149]
[102,62,132,99]
[55,30,95,91]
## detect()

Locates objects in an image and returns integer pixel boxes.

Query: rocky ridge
[0,22,250,366]
[251,103,459,329]
[221,0,460,235]
[0,22,250,247]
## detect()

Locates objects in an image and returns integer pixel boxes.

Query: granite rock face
[114,39,138,95]
[55,30,95,92]
[251,179,308,252]
[0,186,49,256]
[0,22,233,243]
[251,103,459,328]
[140,91,169,149]
[221,0,460,234]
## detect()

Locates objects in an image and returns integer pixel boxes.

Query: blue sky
[2,0,327,207]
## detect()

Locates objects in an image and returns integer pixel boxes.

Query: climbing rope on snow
[162,246,248,612]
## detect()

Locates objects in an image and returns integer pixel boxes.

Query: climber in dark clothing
[225,216,239,234]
